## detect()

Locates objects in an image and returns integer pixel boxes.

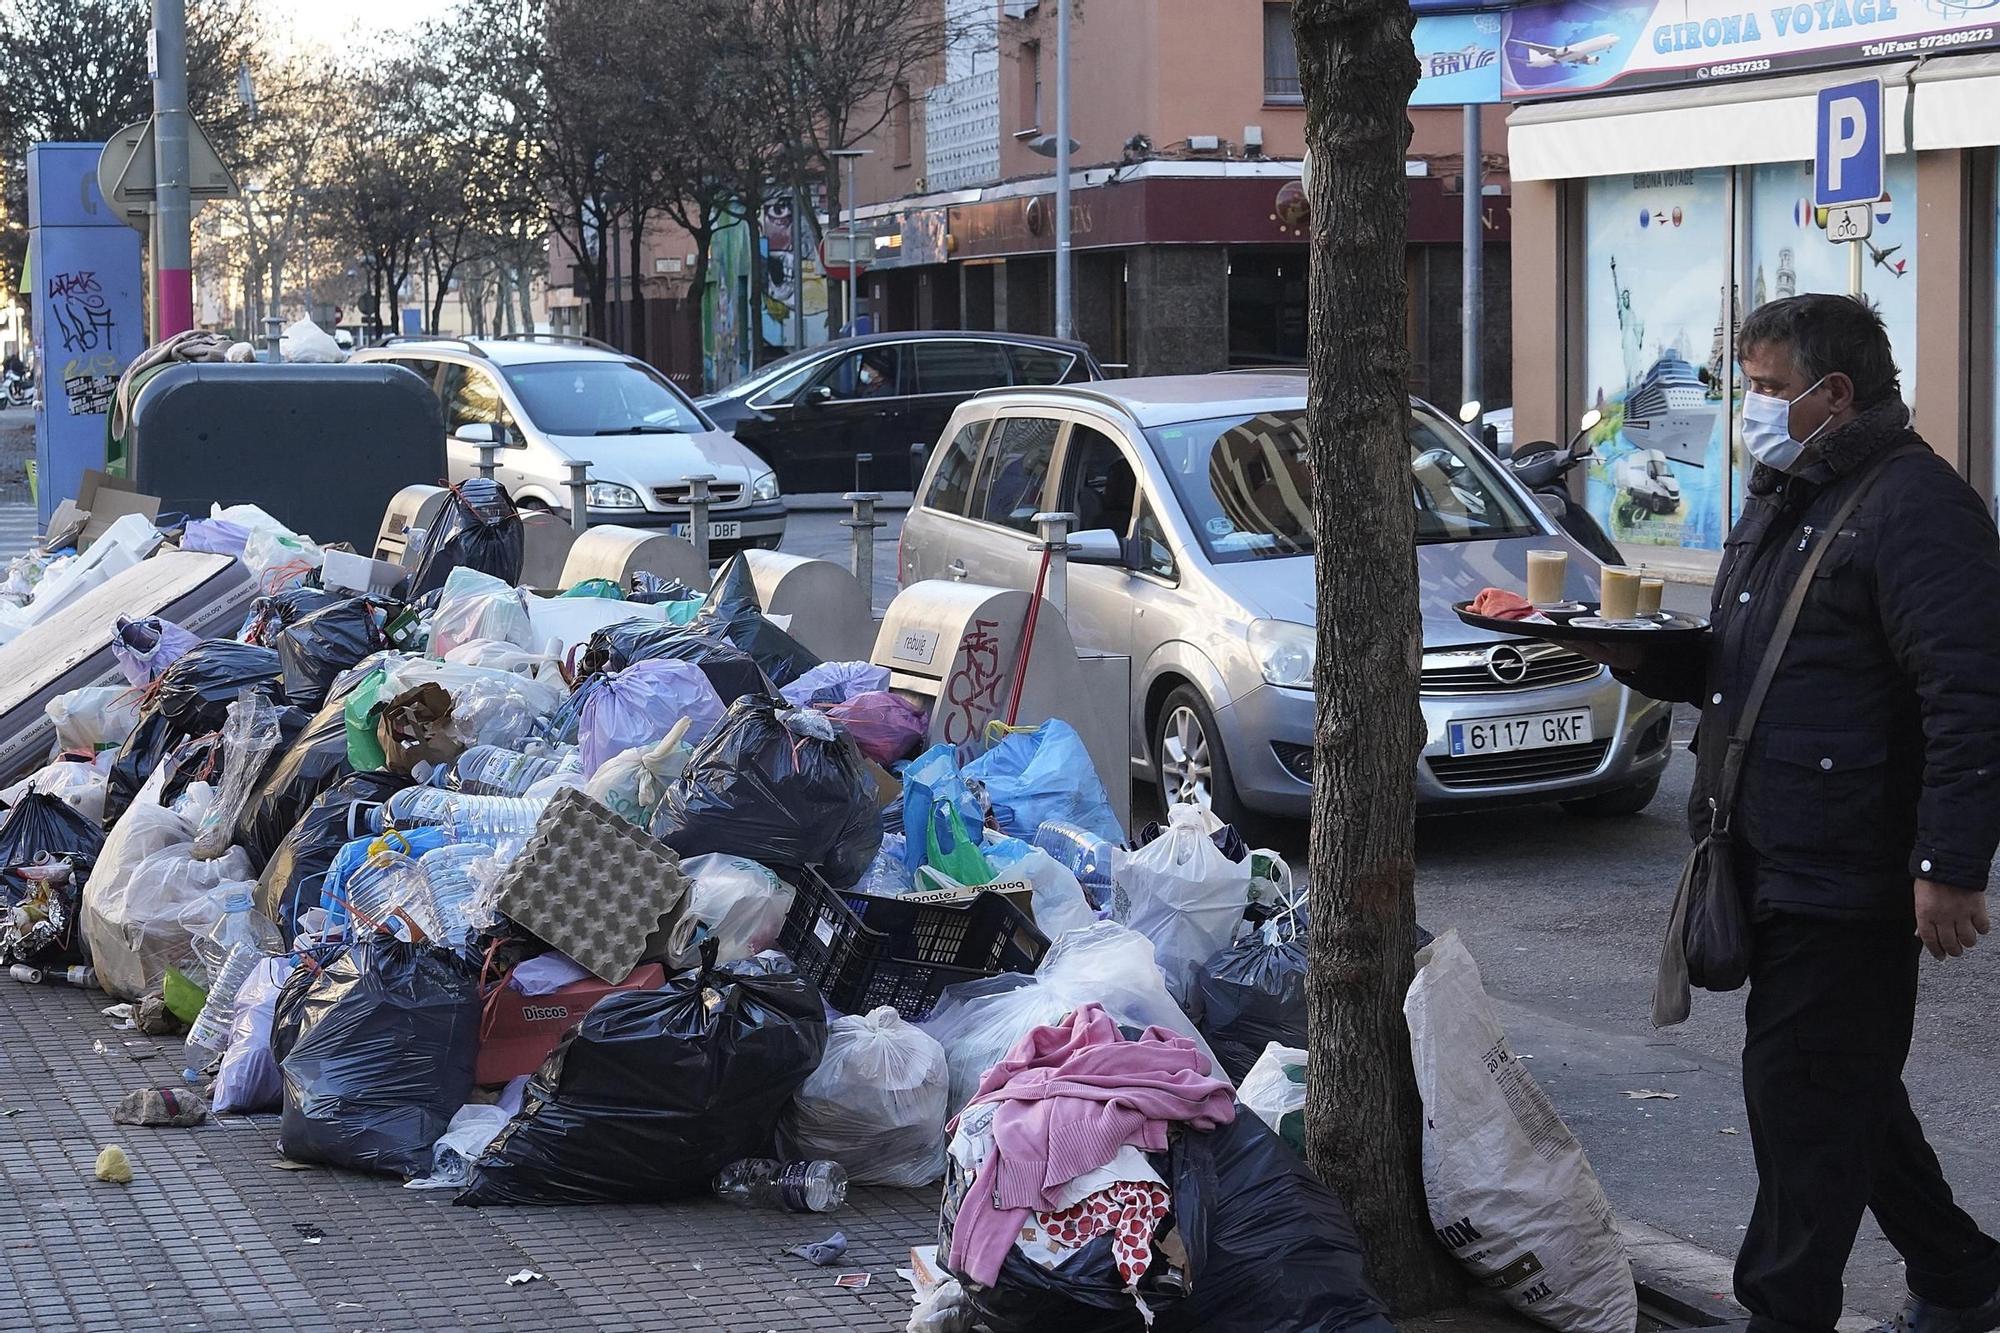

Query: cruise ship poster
[1581,168,1730,552]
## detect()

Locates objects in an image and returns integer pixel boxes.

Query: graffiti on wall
[47,271,115,355]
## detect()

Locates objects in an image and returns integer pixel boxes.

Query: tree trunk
[516,261,535,334]
[1294,0,1462,1315]
[743,199,770,371]
[689,228,715,393]
[629,206,649,363]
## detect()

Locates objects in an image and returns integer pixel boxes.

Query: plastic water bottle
[455,745,572,797]
[713,1159,848,1213]
[342,853,444,942]
[381,787,546,838]
[1033,820,1118,911]
[419,844,488,939]
[192,890,285,976]
[182,943,259,1081]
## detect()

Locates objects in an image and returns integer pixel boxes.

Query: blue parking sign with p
[1814,79,1882,208]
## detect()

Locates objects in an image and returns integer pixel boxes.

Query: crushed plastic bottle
[182,943,260,1082]
[1033,819,1119,912]
[380,787,546,839]
[713,1158,848,1213]
[418,844,489,939]
[454,745,574,797]
[341,852,444,942]
[190,890,285,976]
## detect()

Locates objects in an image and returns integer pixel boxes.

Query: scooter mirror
[1458,400,1482,424]
[1579,408,1604,432]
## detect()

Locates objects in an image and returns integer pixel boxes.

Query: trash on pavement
[785,1231,849,1266]
[1406,930,1638,1333]
[778,1006,950,1187]
[1190,902,1308,1082]
[113,1085,208,1127]
[93,1144,134,1183]
[1117,803,1251,1005]
[503,1270,544,1286]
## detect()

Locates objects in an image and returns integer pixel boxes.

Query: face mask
[1740,377,1830,473]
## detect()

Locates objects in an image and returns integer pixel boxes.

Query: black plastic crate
[779,870,1049,1021]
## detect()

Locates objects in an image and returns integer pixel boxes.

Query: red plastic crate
[476,962,667,1085]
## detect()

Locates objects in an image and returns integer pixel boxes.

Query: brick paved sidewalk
[0,980,937,1333]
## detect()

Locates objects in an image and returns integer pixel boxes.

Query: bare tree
[1293,0,1463,1314]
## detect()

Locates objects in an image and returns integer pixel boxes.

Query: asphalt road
[777,505,1998,1320]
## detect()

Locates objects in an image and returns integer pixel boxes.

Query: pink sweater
[948,1004,1235,1287]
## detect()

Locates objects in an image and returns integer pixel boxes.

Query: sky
[258,0,458,53]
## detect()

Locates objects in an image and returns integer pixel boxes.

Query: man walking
[1616,294,2000,1332]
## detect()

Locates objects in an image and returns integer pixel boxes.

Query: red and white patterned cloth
[1035,1182,1173,1285]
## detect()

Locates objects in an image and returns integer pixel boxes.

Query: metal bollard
[684,474,715,568]
[842,491,886,593]
[565,459,593,533]
[1031,511,1079,616]
[854,452,873,494]
[476,442,499,480]
[263,314,285,364]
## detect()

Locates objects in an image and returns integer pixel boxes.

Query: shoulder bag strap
[1709,443,1906,833]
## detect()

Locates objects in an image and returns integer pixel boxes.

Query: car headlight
[1248,619,1316,688]
[751,471,780,502]
[586,482,642,509]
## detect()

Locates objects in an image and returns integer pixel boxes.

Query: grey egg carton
[492,786,691,982]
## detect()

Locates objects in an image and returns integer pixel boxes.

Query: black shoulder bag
[1653,446,1902,1028]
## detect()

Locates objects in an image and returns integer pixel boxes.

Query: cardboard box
[476,962,667,1086]
[74,470,161,549]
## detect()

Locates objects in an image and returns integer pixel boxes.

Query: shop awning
[1508,62,1918,182]
[1911,52,2000,150]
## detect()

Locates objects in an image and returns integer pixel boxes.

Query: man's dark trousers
[1737,906,2000,1331]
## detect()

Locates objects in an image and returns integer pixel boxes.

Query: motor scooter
[3,368,32,409]
[1461,402,1624,566]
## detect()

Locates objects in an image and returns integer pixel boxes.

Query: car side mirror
[1069,527,1126,567]
[805,384,835,408]
[453,422,497,445]
[1534,492,1567,520]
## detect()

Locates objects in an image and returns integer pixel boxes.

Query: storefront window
[1581,169,1733,553]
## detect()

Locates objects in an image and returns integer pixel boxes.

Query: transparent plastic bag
[1119,803,1250,1004]
[778,1006,950,1187]
[0,759,108,824]
[666,853,795,966]
[920,921,1222,1115]
[46,685,141,755]
[211,955,298,1114]
[193,691,285,860]
[431,567,533,658]
[379,659,564,750]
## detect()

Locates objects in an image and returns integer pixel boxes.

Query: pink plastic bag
[826,691,928,766]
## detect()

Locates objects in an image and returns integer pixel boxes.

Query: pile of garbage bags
[0,475,1606,1333]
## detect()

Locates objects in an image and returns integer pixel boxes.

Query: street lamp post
[830,148,870,336]
[1054,0,1074,340]
[151,0,195,337]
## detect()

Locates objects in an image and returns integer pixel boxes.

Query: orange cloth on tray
[1469,587,1539,621]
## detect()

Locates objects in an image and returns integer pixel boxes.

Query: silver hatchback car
[897,375,1674,822]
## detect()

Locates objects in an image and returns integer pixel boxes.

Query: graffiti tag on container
[47,271,115,354]
[942,617,1007,750]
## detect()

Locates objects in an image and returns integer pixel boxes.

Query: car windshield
[1144,407,1541,563]
[715,345,824,402]
[502,361,708,435]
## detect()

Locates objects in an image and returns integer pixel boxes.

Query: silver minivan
[897,375,1674,821]
[356,336,786,561]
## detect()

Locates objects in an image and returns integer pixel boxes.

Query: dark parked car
[697,331,1104,494]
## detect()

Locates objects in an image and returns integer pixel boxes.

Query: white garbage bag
[431,567,534,657]
[1405,930,1638,1333]
[279,317,344,363]
[583,719,688,830]
[666,854,795,965]
[778,1006,951,1186]
[82,771,257,1000]
[47,685,142,755]
[0,759,108,823]
[1238,1041,1307,1151]
[1118,802,1249,1002]
[921,921,1223,1115]
[210,955,297,1114]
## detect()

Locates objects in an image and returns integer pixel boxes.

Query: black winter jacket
[1617,400,2000,920]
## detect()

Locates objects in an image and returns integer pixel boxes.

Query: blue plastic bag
[962,720,1122,846]
[899,744,980,876]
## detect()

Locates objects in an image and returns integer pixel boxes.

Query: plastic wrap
[455,945,827,1206]
[777,1006,949,1187]
[920,922,1221,1115]
[278,937,483,1176]
[379,659,564,751]
[650,698,881,890]
[577,659,723,777]
[431,567,533,657]
[192,692,285,860]
[408,479,524,598]
[1119,804,1250,1003]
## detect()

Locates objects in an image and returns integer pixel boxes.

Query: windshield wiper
[592,425,682,435]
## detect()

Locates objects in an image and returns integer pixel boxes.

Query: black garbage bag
[278,937,482,1177]
[953,1113,1389,1333]
[0,793,105,967]
[693,557,823,688]
[255,770,412,935]
[1191,926,1308,1082]
[581,621,772,704]
[236,669,375,871]
[275,599,385,710]
[627,571,700,604]
[650,696,881,889]
[456,943,827,1206]
[103,641,287,825]
[408,479,523,597]
[242,586,346,647]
